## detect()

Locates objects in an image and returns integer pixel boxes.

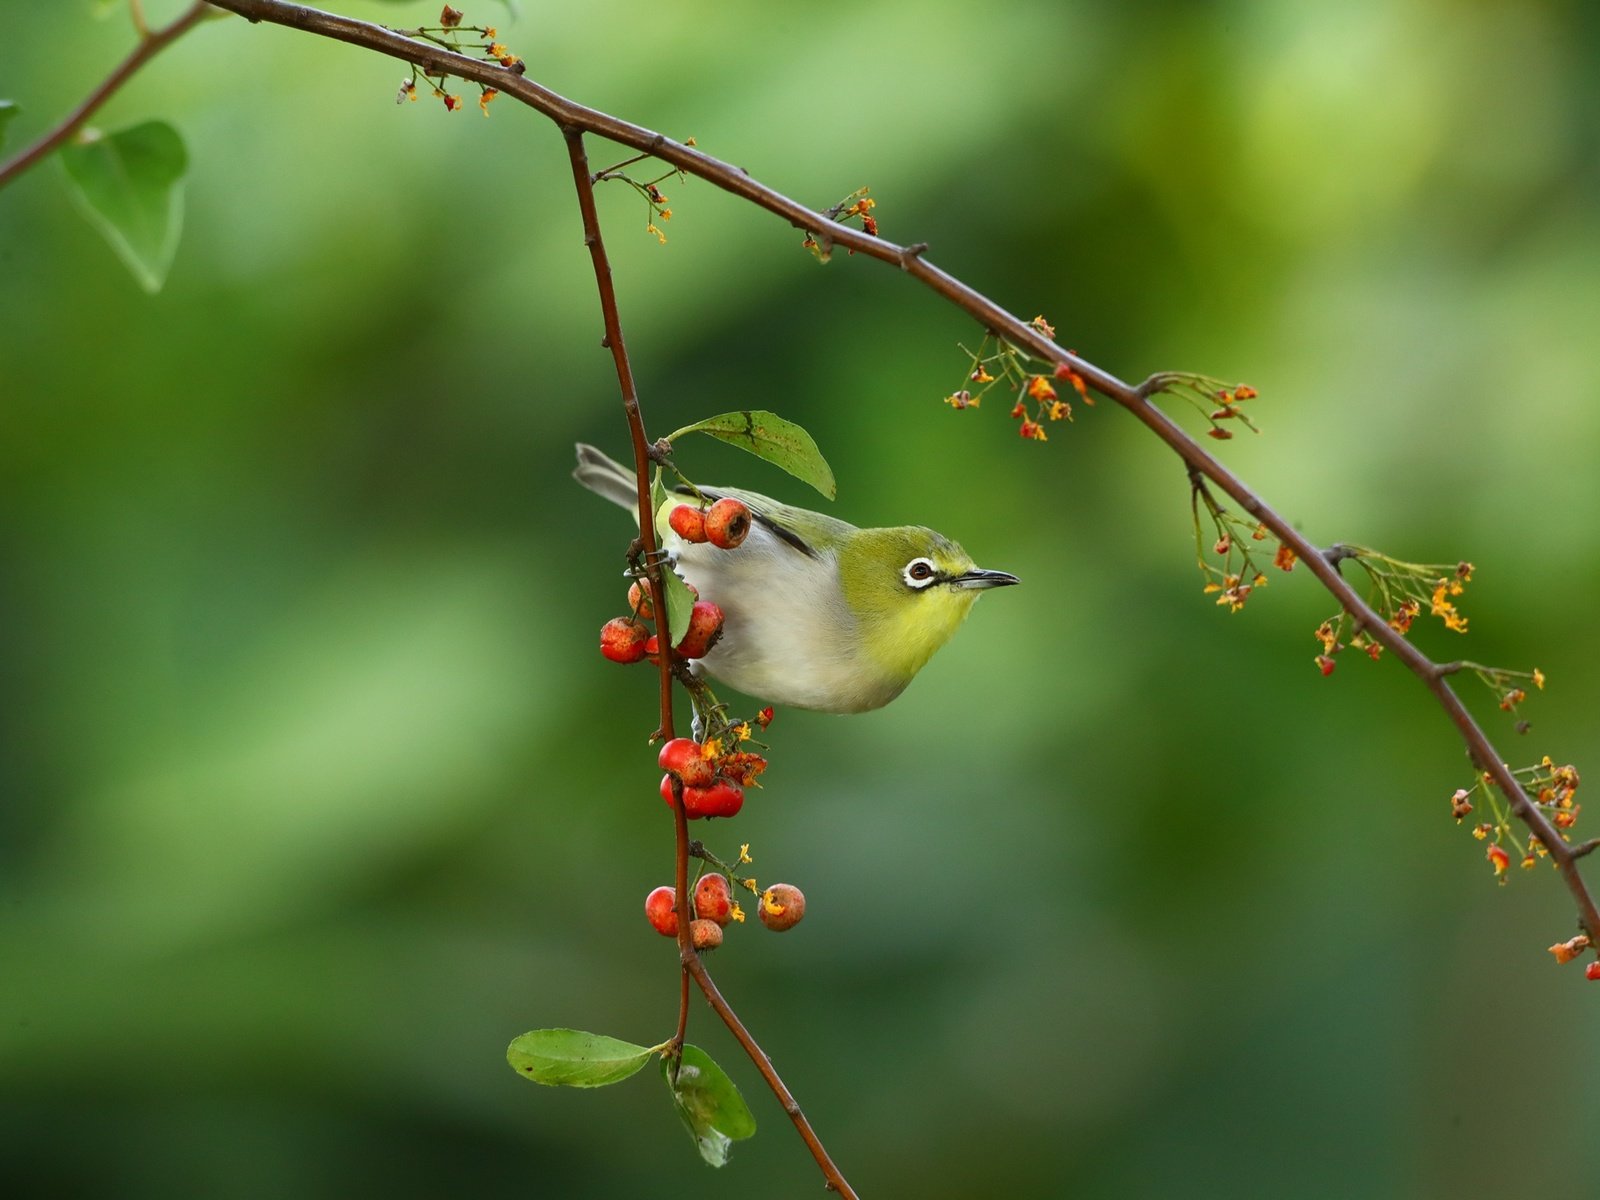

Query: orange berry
[599,617,651,663]
[758,883,806,931]
[669,504,708,543]
[644,885,678,936]
[1586,961,1600,981]
[675,600,725,659]
[690,918,724,951]
[659,775,745,820]
[694,874,733,925]
[658,737,715,788]
[704,498,752,549]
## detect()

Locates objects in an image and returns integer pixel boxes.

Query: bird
[574,444,1018,713]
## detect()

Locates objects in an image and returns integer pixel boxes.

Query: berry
[645,886,679,937]
[644,634,662,664]
[600,617,651,664]
[628,577,696,620]
[675,601,725,659]
[704,497,752,549]
[660,774,745,819]
[690,918,723,951]
[1587,961,1600,982]
[669,504,708,543]
[759,883,806,932]
[684,779,744,819]
[694,874,733,926]
[659,738,715,788]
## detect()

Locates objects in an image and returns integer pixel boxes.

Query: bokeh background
[4,1,1600,1196]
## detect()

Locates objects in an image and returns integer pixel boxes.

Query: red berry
[690,918,723,951]
[644,885,679,936]
[644,634,662,664]
[684,779,744,819]
[659,737,715,788]
[660,774,745,819]
[758,883,805,931]
[1587,961,1600,982]
[675,601,725,659]
[669,504,708,543]
[600,617,651,664]
[704,497,752,549]
[694,874,733,926]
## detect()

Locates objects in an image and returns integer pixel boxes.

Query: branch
[0,1,214,191]
[201,0,1598,946]
[562,127,858,1199]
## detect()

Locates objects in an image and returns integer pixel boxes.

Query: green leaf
[507,1029,659,1087]
[665,410,836,500]
[661,565,696,649]
[0,101,17,152]
[663,1044,756,1167]
[59,120,188,294]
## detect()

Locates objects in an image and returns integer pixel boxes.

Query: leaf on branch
[59,120,188,294]
[662,563,697,650]
[663,1044,756,1167]
[506,1028,660,1087]
[0,101,18,151]
[666,410,836,500]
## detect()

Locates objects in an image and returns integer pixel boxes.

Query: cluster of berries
[645,877,806,949]
[597,497,752,667]
[656,736,765,820]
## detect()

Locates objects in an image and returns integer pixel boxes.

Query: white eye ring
[902,557,938,589]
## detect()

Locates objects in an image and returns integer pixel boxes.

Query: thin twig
[0,1,214,191]
[562,128,859,1196]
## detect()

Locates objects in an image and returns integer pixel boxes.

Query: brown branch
[562,128,858,1197]
[0,1,214,191]
[686,955,860,1199]
[202,0,1598,946]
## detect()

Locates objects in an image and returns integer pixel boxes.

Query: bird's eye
[902,558,938,589]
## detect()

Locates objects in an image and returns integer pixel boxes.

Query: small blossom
[737,843,753,864]
[478,88,498,115]
[1550,934,1594,964]
[1010,399,1026,419]
[1315,654,1336,676]
[1487,843,1510,876]
[729,901,746,923]
[1499,688,1526,711]
[1274,543,1297,571]
[756,707,775,729]
[1533,668,1546,690]
[1206,427,1234,440]
[1233,384,1258,400]
[970,364,995,383]
[1450,788,1473,821]
[862,214,879,237]
[1019,419,1047,441]
[1389,598,1420,634]
[440,4,463,26]
[1030,315,1056,338]
[442,92,462,112]
[1553,807,1579,829]
[945,390,976,410]
[1472,823,1493,840]
[1026,375,1057,402]
[659,208,672,221]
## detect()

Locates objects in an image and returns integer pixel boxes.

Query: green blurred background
[4,1,1599,1196]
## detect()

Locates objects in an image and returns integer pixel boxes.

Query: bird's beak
[950,567,1020,590]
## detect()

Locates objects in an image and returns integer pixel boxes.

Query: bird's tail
[573,444,640,510]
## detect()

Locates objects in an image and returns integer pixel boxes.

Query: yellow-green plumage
[574,445,1017,713]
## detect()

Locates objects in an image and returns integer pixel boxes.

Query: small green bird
[575,444,1018,713]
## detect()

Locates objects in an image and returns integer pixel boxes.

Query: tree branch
[201,0,1597,945]
[0,1,215,191]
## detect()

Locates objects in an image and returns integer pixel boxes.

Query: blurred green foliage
[3,1,1599,1196]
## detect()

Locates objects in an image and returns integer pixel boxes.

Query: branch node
[1573,838,1600,860]
[898,242,928,269]
[1323,543,1360,566]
